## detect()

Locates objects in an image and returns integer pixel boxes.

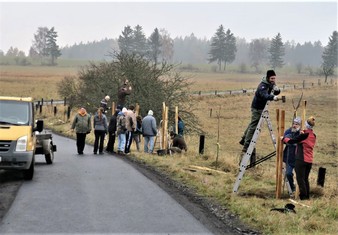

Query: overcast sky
[0,1,337,54]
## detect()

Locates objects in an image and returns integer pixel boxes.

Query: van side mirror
[35,120,44,132]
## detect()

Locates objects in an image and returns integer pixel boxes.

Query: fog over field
[0,1,337,54]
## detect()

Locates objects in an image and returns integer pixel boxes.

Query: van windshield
[0,100,30,125]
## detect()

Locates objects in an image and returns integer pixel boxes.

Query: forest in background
[59,35,323,68]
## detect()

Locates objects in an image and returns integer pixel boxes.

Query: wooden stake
[175,106,178,135]
[135,103,140,117]
[275,109,280,198]
[302,100,307,130]
[111,102,115,115]
[276,110,285,199]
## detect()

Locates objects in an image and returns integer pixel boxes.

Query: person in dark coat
[283,116,316,200]
[117,79,132,108]
[106,109,118,153]
[283,117,301,192]
[239,70,281,162]
[169,131,187,154]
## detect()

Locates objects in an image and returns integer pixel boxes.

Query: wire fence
[34,78,336,120]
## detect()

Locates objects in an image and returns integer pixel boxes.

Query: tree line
[0,25,336,80]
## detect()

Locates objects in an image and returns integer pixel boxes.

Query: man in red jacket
[283,116,316,200]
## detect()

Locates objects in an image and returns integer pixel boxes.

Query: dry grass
[1,65,337,234]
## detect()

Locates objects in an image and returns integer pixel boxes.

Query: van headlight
[16,136,28,151]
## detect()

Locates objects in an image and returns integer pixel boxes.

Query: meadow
[1,65,337,234]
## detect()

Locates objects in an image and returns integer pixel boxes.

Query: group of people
[240,69,317,200]
[71,104,187,156]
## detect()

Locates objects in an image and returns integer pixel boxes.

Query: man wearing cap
[239,70,281,163]
[283,117,302,193]
[282,116,316,200]
[142,110,157,153]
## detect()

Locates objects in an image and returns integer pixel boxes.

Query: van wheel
[23,159,34,180]
[45,144,54,164]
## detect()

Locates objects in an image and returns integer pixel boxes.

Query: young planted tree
[223,29,237,71]
[321,31,338,82]
[208,25,226,71]
[268,33,285,69]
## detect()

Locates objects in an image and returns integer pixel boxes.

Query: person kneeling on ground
[169,131,187,154]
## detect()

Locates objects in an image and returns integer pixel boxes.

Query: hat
[105,95,110,101]
[148,110,153,116]
[306,116,315,127]
[122,107,128,113]
[293,117,301,125]
[266,70,276,79]
[117,104,123,110]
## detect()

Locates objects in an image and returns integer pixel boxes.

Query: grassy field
[1,65,337,234]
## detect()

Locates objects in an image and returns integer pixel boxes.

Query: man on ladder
[239,70,281,164]
[235,70,293,196]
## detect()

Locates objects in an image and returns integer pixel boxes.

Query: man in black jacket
[240,70,281,161]
[106,110,118,153]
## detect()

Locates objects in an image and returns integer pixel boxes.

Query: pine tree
[268,33,285,69]
[118,25,134,54]
[249,39,268,73]
[322,31,338,82]
[208,25,226,71]
[148,28,162,65]
[132,25,147,56]
[46,27,61,65]
[223,29,237,70]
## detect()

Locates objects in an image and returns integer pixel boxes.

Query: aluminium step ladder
[233,100,293,196]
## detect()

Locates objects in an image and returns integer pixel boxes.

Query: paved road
[0,134,212,234]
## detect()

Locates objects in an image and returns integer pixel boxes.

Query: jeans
[285,163,295,191]
[118,133,126,152]
[144,136,155,153]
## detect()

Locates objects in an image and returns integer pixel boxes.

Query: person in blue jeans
[142,110,157,153]
[117,107,128,155]
[283,117,301,192]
